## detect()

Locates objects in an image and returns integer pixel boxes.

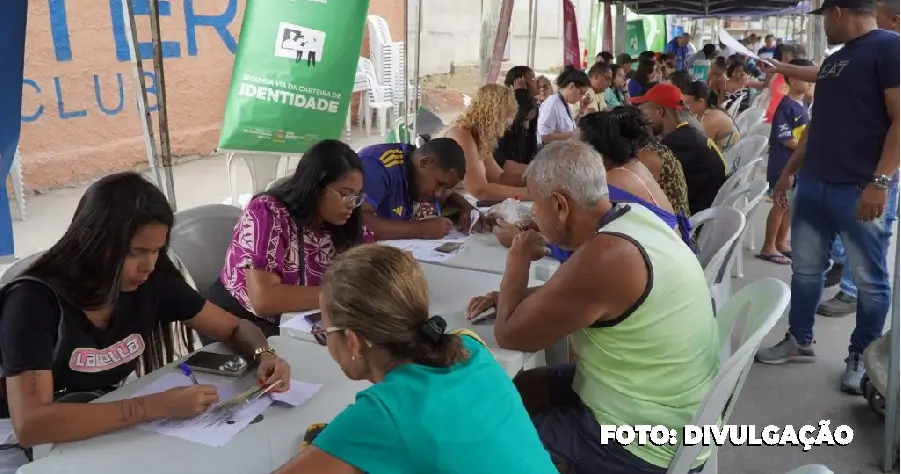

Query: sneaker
[755,334,817,364]
[817,291,857,318]
[841,353,865,394]
[824,263,844,288]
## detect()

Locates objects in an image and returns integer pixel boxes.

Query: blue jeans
[789,175,892,354]
[832,180,899,298]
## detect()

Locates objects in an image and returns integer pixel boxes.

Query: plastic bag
[486,198,532,226]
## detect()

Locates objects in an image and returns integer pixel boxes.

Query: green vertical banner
[624,20,647,56]
[218,0,370,153]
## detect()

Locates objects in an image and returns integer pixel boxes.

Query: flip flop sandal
[779,250,792,258]
[756,253,792,265]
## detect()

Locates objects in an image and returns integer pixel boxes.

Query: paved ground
[4,128,898,473]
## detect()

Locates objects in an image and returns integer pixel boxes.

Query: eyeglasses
[327,186,365,207]
[311,320,343,346]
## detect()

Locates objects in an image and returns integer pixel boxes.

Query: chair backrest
[366,15,391,75]
[712,157,763,208]
[735,107,766,136]
[750,89,770,110]
[782,465,835,474]
[169,204,243,295]
[721,180,769,216]
[365,73,387,102]
[748,122,771,138]
[725,97,743,118]
[723,135,768,174]
[666,278,790,474]
[690,206,746,270]
[0,251,46,285]
[357,57,378,80]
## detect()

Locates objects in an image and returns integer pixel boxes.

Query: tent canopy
[621,0,802,15]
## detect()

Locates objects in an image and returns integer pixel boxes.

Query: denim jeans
[831,180,899,298]
[789,174,892,354]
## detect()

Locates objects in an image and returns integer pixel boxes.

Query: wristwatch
[869,175,891,190]
[253,346,278,362]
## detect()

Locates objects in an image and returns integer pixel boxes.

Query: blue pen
[178,363,200,385]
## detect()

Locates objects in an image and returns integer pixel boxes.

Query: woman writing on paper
[207,140,375,338]
[0,172,290,464]
[274,245,558,474]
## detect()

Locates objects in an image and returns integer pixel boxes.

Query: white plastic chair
[0,251,45,285]
[747,122,771,138]
[724,135,768,175]
[10,147,25,220]
[724,97,744,118]
[169,204,243,295]
[782,466,834,474]
[345,72,370,139]
[665,277,791,474]
[363,73,394,137]
[226,153,288,207]
[734,107,766,136]
[750,89,770,110]
[689,207,746,311]
[713,158,763,209]
[719,180,769,279]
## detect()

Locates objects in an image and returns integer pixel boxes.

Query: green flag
[624,20,647,56]
[218,0,370,153]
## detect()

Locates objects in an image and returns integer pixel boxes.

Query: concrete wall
[19,0,587,191]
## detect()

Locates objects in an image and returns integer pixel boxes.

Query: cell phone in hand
[435,242,463,254]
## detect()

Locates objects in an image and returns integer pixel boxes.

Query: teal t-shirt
[314,335,557,473]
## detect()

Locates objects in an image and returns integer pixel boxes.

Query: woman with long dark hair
[628,60,658,98]
[208,139,373,338]
[0,172,289,461]
[682,80,739,151]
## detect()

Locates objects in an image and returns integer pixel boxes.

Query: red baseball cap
[629,83,686,110]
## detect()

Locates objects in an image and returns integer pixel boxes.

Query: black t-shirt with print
[661,124,727,215]
[0,269,205,394]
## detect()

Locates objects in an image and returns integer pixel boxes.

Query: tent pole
[528,0,538,68]
[411,0,423,141]
[526,0,535,68]
[122,0,163,190]
[403,0,410,140]
[147,0,177,210]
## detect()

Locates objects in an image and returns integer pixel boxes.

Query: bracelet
[253,347,277,362]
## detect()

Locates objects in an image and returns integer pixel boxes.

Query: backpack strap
[0,276,66,372]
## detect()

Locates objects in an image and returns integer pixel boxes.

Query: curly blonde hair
[453,84,517,159]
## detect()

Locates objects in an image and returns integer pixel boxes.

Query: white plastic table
[428,233,560,281]
[281,264,546,377]
[19,336,368,474]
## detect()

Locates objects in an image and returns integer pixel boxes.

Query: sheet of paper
[269,380,323,407]
[380,239,464,262]
[718,27,771,66]
[132,372,272,447]
[280,309,320,334]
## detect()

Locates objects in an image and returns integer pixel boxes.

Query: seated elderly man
[467,141,718,474]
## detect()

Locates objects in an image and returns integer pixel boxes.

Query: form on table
[132,372,322,447]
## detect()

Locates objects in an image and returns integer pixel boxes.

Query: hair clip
[419,315,447,344]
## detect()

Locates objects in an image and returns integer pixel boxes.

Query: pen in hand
[178,362,200,385]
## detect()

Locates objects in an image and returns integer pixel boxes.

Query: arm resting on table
[6,370,164,447]
[186,301,271,357]
[244,269,319,317]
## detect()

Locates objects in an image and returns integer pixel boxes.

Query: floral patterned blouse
[220,195,374,322]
